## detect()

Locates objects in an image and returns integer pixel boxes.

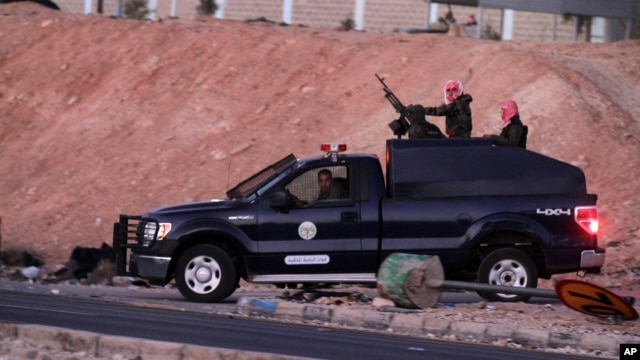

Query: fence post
[283,0,293,25]
[354,0,365,31]
[84,0,92,14]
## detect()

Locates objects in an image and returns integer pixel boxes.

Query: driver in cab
[316,169,346,200]
[289,168,347,207]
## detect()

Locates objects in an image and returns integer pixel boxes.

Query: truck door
[255,164,368,276]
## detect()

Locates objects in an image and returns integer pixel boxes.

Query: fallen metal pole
[437,279,558,299]
[380,253,559,309]
[379,253,636,321]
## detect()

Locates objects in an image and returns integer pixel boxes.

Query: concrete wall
[438,5,581,42]
[49,0,639,42]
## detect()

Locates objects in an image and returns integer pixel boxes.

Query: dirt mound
[1,3,639,289]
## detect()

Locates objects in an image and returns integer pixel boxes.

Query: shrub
[197,0,218,16]
[339,16,355,31]
[483,24,501,40]
[123,0,148,20]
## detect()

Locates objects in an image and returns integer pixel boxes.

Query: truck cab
[242,144,385,282]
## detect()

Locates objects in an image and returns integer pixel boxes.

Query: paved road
[0,282,586,360]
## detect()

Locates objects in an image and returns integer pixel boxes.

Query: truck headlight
[142,222,172,247]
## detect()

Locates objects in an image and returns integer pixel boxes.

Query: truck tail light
[575,206,598,235]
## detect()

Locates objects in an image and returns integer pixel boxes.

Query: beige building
[50,0,640,42]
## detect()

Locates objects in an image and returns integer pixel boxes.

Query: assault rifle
[375,74,410,138]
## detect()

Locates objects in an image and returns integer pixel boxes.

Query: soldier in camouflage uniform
[484,99,527,149]
[423,80,473,138]
[405,104,445,139]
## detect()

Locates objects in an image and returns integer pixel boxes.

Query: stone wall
[48,0,638,42]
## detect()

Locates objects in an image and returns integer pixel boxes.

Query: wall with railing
[50,0,638,42]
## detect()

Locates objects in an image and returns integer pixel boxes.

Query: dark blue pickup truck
[113,139,605,303]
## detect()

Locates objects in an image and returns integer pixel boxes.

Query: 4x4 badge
[536,208,571,216]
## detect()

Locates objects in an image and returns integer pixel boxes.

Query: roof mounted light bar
[321,143,347,161]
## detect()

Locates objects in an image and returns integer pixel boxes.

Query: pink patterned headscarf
[501,99,519,127]
[444,80,464,105]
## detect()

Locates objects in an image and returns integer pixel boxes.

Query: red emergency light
[321,143,347,152]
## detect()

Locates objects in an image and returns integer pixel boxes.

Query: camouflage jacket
[424,93,473,138]
[487,116,527,148]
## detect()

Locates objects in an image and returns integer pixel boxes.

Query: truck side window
[286,165,349,205]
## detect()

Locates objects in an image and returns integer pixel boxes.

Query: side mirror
[268,190,291,210]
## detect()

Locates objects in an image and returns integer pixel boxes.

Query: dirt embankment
[1,3,640,289]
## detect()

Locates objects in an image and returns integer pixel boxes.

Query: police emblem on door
[298,221,317,240]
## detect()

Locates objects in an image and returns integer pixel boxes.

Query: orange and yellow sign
[556,280,638,321]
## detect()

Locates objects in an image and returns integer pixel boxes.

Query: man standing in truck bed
[423,80,473,138]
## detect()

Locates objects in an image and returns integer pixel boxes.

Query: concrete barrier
[0,322,315,359]
[1,296,633,358]
[235,296,630,357]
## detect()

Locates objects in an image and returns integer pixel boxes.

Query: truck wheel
[477,248,538,302]
[175,244,237,303]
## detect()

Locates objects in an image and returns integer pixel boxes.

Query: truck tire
[175,244,237,303]
[477,248,538,302]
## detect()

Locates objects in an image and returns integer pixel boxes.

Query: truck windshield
[226,154,298,199]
